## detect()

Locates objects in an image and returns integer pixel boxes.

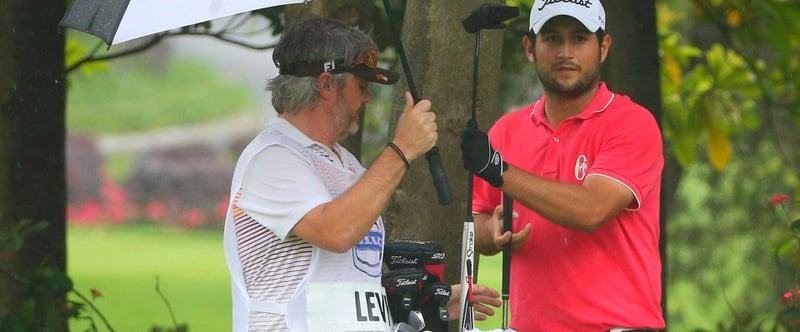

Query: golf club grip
[425,147,453,206]
[382,0,453,206]
[462,4,520,33]
[502,193,513,297]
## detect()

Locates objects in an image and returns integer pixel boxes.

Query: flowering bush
[66,141,232,228]
[769,194,800,330]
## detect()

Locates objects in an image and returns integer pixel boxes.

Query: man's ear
[523,35,536,63]
[317,72,335,99]
[600,34,612,63]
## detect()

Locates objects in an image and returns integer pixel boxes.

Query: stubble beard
[537,65,600,99]
[534,51,602,99]
[333,101,363,142]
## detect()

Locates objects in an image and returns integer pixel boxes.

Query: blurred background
[56,1,800,331]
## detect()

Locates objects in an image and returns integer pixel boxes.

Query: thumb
[404,91,415,112]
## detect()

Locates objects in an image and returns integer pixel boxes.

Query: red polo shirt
[473,83,665,331]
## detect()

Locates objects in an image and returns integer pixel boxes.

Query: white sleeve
[236,145,332,240]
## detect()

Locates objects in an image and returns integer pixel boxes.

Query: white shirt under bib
[223,117,389,331]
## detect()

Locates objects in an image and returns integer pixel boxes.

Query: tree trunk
[382,0,506,293]
[0,0,67,329]
[602,0,672,318]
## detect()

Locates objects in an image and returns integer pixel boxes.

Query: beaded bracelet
[386,142,410,170]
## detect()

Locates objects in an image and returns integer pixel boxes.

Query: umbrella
[60,0,309,46]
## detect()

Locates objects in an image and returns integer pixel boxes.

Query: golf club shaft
[471,32,480,121]
[459,227,475,331]
[382,0,453,206]
[502,193,513,329]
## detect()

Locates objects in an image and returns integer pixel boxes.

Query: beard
[333,101,364,141]
[535,59,601,99]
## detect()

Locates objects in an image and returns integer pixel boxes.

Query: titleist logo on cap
[538,0,593,10]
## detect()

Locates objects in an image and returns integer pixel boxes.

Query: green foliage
[0,220,49,253]
[658,4,762,170]
[1,221,77,331]
[663,0,800,172]
[659,1,800,329]
[66,59,254,135]
[666,140,800,331]
[1,222,192,331]
[65,37,110,78]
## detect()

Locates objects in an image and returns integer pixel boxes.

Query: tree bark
[382,0,506,294]
[0,0,67,328]
[602,0,671,317]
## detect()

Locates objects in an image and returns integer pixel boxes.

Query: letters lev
[354,291,391,323]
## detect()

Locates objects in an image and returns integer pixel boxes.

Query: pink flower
[105,204,128,224]
[782,292,794,305]
[102,176,129,204]
[68,200,102,224]
[145,201,167,221]
[769,194,790,207]
[180,208,206,228]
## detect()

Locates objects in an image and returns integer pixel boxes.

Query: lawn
[67,224,231,332]
[67,223,506,331]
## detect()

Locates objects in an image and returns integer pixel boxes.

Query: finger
[404,91,414,112]
[494,231,512,250]
[472,284,501,300]
[473,303,497,317]
[474,313,489,321]
[474,295,502,308]
[512,223,533,250]
[493,204,504,218]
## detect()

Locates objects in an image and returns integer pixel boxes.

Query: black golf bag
[383,239,450,332]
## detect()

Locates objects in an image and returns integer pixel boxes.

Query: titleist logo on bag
[389,256,419,265]
[394,277,420,287]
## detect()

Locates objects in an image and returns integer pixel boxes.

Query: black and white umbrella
[60,0,309,46]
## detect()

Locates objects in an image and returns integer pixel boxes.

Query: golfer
[223,16,500,332]
[460,0,666,331]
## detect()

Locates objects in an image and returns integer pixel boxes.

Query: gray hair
[267,16,378,114]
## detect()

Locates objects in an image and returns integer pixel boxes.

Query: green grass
[67,224,231,332]
[67,223,507,331]
[475,254,505,331]
[66,59,254,135]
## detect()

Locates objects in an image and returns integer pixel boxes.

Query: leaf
[664,55,683,91]
[725,8,742,27]
[706,117,732,170]
[17,220,49,238]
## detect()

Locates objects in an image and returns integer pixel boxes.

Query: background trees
[3,0,800,330]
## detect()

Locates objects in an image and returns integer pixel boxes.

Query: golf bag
[383,240,449,332]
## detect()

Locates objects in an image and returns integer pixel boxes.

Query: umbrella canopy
[60,0,308,46]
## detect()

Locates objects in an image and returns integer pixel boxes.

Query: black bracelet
[386,142,410,170]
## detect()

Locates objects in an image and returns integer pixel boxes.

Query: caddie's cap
[278,48,399,85]
[529,0,606,34]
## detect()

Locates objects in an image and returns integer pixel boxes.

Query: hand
[460,119,506,187]
[446,283,502,321]
[391,91,437,162]
[489,205,532,251]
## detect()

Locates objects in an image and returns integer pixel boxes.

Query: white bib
[306,282,393,332]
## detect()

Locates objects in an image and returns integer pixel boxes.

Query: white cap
[529,0,606,34]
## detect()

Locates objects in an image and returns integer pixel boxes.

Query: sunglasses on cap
[278,48,399,85]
